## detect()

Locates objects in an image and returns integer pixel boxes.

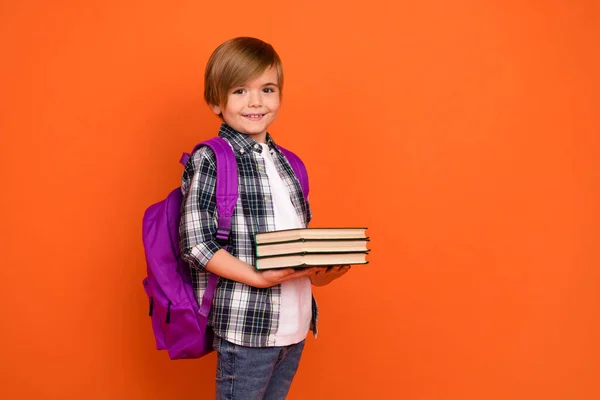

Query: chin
[243,124,268,134]
[245,130,267,137]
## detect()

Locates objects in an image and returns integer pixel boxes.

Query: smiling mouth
[243,113,266,120]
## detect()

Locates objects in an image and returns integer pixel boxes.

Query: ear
[210,103,222,116]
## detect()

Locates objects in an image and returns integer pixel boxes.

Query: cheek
[222,105,241,118]
[223,97,244,114]
[268,97,281,112]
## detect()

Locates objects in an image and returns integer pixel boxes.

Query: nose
[248,90,262,107]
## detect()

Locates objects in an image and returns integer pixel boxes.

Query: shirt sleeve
[179,146,223,270]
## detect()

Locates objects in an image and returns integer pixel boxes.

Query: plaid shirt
[179,123,318,347]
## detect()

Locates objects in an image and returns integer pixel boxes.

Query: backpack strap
[278,146,309,202]
[196,138,239,247]
[181,137,239,246]
[181,137,238,318]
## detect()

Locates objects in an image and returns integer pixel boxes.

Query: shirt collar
[218,122,279,156]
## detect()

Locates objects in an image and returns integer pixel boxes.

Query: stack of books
[254,227,370,270]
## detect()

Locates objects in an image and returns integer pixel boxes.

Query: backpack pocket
[143,277,167,351]
[160,299,214,359]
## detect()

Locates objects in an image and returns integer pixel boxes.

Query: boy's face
[211,67,281,143]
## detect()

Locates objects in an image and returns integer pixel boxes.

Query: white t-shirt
[259,143,312,346]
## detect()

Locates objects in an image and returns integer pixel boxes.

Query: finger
[281,268,299,275]
[289,267,318,279]
[300,267,319,276]
[265,268,296,279]
[326,266,350,277]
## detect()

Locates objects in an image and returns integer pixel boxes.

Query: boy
[179,37,350,399]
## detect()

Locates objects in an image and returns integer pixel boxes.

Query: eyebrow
[262,82,279,87]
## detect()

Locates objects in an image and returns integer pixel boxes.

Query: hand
[310,265,351,287]
[253,267,319,288]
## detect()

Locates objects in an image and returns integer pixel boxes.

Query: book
[255,227,367,245]
[254,227,370,270]
[255,251,369,270]
[256,238,370,257]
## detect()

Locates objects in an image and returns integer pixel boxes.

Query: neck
[254,132,267,144]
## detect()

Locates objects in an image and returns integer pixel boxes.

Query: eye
[263,87,276,93]
[232,88,246,94]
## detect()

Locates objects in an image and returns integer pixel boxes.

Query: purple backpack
[142,137,309,360]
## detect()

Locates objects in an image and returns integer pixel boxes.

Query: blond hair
[204,37,284,108]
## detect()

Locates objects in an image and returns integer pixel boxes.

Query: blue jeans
[214,336,306,400]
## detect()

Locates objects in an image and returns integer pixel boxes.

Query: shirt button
[254,144,260,149]
[272,300,278,305]
[239,149,245,154]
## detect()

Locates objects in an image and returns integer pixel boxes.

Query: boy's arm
[179,147,317,288]
[205,249,318,289]
[179,146,223,270]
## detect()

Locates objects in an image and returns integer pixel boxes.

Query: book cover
[254,250,370,270]
[255,227,368,245]
[255,238,370,258]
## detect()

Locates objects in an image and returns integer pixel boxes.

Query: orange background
[1,1,599,399]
